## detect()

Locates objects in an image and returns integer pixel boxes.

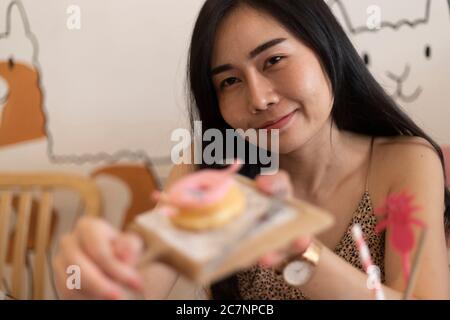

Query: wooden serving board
[131,175,334,285]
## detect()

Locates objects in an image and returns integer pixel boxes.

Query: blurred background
[0,0,449,299]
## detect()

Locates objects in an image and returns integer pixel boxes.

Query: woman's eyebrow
[211,37,287,77]
[249,37,286,59]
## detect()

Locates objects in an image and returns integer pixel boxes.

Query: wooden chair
[0,172,101,299]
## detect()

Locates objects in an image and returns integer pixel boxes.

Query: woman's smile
[258,109,298,131]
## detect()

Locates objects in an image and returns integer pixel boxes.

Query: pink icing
[165,162,242,209]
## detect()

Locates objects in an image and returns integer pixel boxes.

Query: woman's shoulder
[373,135,443,186]
[366,135,445,214]
[375,135,435,150]
[375,135,439,163]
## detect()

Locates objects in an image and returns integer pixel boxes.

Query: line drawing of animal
[0,1,163,249]
[329,0,450,144]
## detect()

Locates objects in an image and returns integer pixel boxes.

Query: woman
[53,0,450,299]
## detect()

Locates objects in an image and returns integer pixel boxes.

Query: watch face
[282,260,313,287]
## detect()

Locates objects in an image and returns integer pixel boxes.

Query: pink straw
[351,224,385,300]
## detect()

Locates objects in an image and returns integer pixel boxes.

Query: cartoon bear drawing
[330,0,450,144]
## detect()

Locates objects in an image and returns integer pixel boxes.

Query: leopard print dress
[237,137,386,300]
[236,190,386,299]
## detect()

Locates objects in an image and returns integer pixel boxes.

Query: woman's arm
[300,139,450,300]
[383,138,449,299]
[299,246,405,299]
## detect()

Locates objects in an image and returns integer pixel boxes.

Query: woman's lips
[260,110,296,130]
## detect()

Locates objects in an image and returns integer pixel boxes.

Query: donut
[155,163,245,231]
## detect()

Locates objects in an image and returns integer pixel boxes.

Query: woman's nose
[246,72,280,114]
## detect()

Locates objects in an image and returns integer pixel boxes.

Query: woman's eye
[220,77,239,89]
[265,56,284,69]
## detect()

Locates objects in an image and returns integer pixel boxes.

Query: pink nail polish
[129,278,143,292]
[106,291,122,300]
[293,238,311,252]
[160,207,177,217]
[258,255,274,268]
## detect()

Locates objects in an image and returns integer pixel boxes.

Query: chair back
[0,172,101,299]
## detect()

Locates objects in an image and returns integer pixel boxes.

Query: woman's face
[211,5,334,154]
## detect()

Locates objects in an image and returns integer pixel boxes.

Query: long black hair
[186,0,450,299]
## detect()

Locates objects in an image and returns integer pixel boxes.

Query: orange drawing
[0,1,165,230]
[92,165,160,228]
[0,61,46,148]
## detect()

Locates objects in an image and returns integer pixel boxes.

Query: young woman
[53,0,450,300]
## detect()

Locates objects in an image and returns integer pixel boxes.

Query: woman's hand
[52,216,145,300]
[255,171,312,268]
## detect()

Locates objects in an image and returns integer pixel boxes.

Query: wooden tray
[131,175,334,285]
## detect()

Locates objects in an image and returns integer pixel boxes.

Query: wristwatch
[282,240,323,287]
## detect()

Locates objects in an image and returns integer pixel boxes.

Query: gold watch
[282,240,323,287]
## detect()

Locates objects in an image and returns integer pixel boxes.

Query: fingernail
[269,183,285,196]
[129,277,143,292]
[160,207,177,217]
[151,191,161,201]
[258,253,277,268]
[106,291,122,300]
[258,260,271,268]
[293,238,311,252]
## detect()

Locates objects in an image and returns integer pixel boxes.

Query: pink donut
[167,162,242,208]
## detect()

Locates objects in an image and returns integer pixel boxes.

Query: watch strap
[301,239,323,267]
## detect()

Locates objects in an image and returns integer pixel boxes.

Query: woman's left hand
[255,171,312,268]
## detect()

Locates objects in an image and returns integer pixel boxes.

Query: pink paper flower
[375,191,426,283]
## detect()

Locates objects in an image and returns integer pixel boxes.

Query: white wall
[0,0,207,169]
[330,0,450,144]
[1,0,449,179]
[0,0,449,299]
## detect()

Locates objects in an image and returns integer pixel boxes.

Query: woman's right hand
[52,216,145,300]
